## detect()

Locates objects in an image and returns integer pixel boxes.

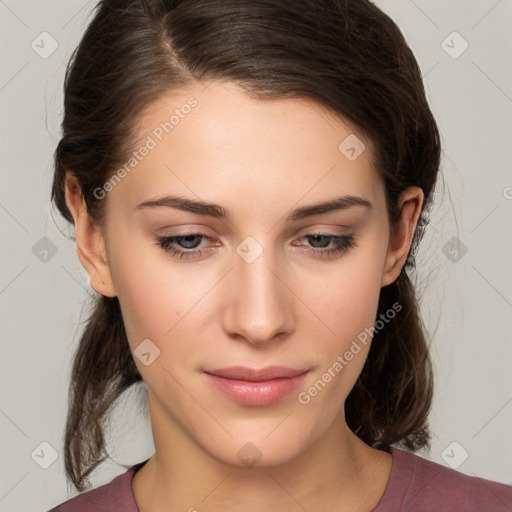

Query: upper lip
[204,366,309,382]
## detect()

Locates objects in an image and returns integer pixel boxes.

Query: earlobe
[64,173,117,297]
[381,186,424,288]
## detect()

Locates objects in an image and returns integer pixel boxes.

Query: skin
[65,80,423,511]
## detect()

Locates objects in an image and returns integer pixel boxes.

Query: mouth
[202,366,309,407]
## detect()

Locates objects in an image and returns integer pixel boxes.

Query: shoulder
[46,461,147,512]
[374,445,512,512]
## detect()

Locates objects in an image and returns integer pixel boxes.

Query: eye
[154,231,356,260]
[155,232,213,260]
[293,233,356,259]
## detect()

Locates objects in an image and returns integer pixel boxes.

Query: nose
[221,241,295,347]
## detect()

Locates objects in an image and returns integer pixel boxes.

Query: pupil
[181,235,200,249]
[309,235,330,248]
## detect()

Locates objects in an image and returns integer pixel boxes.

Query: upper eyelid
[158,225,352,237]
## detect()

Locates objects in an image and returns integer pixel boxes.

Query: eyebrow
[135,194,372,222]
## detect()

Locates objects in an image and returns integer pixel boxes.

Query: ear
[64,173,117,297]
[381,186,424,288]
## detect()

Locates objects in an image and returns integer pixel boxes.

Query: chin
[199,423,317,470]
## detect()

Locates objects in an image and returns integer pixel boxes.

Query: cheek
[305,247,387,396]
[108,237,217,352]
[107,234,174,344]
[320,253,385,338]
[109,253,200,392]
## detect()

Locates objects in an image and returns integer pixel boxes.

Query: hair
[52,0,440,492]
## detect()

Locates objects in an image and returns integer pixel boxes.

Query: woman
[47,0,512,510]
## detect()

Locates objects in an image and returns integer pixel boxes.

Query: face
[70,80,421,468]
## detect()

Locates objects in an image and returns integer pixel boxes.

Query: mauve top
[47,445,512,511]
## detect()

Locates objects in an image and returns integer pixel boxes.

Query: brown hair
[52,0,440,492]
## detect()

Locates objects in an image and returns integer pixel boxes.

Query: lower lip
[203,372,308,407]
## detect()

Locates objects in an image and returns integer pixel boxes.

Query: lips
[203,366,309,406]
[205,366,307,381]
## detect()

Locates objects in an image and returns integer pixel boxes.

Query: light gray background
[1,1,511,510]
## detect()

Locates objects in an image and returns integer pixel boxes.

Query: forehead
[111,80,383,213]
[135,79,373,158]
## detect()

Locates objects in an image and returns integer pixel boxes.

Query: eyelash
[154,232,356,260]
